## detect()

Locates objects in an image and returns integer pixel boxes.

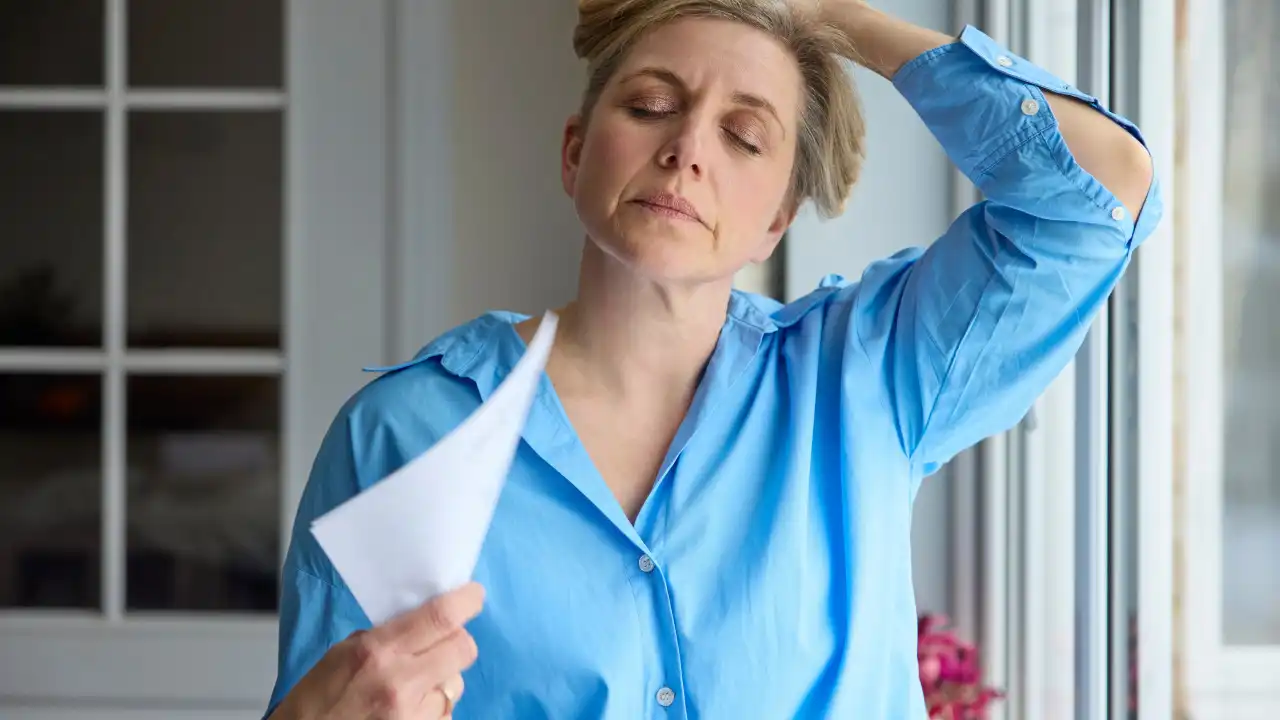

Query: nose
[657,120,705,177]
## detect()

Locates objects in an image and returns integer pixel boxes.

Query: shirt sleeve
[264,409,372,718]
[837,25,1163,476]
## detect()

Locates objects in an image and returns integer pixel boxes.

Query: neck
[544,239,731,401]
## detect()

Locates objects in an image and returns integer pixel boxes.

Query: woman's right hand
[271,582,485,720]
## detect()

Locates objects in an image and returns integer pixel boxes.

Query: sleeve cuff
[891,24,1148,180]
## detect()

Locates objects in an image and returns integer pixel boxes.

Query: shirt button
[638,554,656,573]
[1111,206,1126,221]
[1020,98,1040,116]
[656,687,676,707]
[997,55,1014,67]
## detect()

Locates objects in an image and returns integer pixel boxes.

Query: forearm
[1042,92,1153,216]
[819,1,952,80]
[822,1,1154,217]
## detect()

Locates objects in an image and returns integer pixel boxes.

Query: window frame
[0,0,392,709]
[975,0,1178,718]
[959,2,1086,719]
[1129,0,1177,718]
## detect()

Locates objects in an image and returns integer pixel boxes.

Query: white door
[0,2,390,717]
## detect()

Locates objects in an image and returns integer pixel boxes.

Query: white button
[1020,98,1040,116]
[638,555,655,573]
[1111,206,1126,221]
[997,55,1014,67]
[656,687,676,707]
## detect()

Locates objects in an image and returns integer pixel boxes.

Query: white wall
[404,0,957,616]
[400,0,583,354]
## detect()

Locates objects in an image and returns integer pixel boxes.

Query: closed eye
[724,128,762,156]
[627,107,673,120]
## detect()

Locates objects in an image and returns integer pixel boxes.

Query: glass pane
[125,374,279,612]
[1221,0,1280,646]
[128,0,283,89]
[0,373,102,609]
[0,111,104,347]
[0,0,104,87]
[127,111,282,349]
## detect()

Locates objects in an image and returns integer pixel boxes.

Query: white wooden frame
[1131,0,1176,717]
[0,0,391,713]
[1017,0,1081,709]
[1178,0,1280,717]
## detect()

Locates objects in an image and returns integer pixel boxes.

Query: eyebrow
[620,66,786,138]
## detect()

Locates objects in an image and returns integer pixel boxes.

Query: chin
[588,229,727,285]
[577,201,738,285]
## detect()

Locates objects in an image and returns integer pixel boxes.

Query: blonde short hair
[574,0,865,218]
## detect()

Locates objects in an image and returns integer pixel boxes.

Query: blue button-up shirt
[268,26,1161,719]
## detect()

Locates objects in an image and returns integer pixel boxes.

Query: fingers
[375,582,485,654]
[414,625,479,675]
[402,628,476,715]
[302,586,484,720]
[345,627,477,718]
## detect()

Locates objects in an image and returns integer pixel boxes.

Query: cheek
[578,122,649,193]
[719,170,790,234]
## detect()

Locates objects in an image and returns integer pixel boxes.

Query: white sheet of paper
[310,311,558,625]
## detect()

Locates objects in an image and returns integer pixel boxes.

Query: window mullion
[1074,0,1114,717]
[102,0,127,623]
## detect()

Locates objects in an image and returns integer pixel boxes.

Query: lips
[631,192,702,224]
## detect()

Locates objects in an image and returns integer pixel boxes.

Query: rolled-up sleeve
[837,26,1163,475]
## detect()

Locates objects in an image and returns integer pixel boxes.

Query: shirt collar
[364,285,824,390]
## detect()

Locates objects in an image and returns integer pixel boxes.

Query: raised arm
[822,1,1153,215]
[801,2,1162,474]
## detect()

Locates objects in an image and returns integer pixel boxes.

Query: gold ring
[439,682,458,716]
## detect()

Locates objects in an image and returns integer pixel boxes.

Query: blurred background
[0,0,1273,718]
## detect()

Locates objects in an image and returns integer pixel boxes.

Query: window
[0,2,391,713]
[0,0,285,617]
[1177,0,1280,716]
[1218,0,1280,649]
[974,0,1180,718]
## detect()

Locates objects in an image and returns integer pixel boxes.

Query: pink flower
[918,614,1003,719]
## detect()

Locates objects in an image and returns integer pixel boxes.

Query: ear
[749,197,800,263]
[562,115,586,197]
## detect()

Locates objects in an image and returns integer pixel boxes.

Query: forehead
[613,17,803,117]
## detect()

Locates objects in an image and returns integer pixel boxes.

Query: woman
[266,0,1159,717]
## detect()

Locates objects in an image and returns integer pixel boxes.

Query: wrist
[267,696,304,720]
[817,0,878,33]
